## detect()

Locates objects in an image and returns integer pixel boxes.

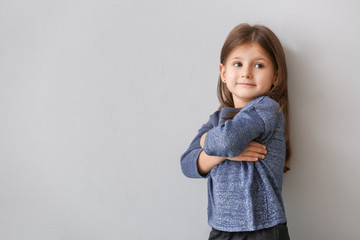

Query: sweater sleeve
[203,97,279,158]
[180,113,217,178]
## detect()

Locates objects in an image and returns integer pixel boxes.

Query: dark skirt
[208,223,290,240]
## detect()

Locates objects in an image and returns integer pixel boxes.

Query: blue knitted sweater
[181,96,287,232]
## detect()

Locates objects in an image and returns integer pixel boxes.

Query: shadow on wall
[282,44,355,238]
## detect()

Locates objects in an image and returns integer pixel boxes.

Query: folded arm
[181,101,276,177]
[198,133,266,174]
[203,108,265,158]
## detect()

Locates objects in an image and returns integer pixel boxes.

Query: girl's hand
[228,141,267,162]
[200,132,207,148]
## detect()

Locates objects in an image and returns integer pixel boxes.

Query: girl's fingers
[230,157,258,162]
[242,146,267,155]
[233,153,265,160]
[248,141,266,149]
[228,142,267,162]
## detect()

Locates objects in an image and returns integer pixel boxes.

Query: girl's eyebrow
[231,56,269,62]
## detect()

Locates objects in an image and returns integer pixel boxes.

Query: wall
[1,0,359,239]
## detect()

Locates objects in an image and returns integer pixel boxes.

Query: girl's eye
[255,63,264,69]
[233,62,242,67]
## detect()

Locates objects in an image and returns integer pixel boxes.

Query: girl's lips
[238,83,256,86]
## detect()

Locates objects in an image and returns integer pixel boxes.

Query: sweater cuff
[181,148,208,178]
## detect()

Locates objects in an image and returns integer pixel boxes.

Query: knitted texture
[181,96,287,232]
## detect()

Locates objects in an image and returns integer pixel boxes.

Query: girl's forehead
[229,42,270,58]
[230,42,268,55]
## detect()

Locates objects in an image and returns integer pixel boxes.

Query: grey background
[1,0,360,239]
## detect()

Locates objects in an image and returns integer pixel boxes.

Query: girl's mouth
[238,83,256,86]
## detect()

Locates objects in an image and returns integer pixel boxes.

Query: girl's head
[218,23,288,110]
[218,23,291,171]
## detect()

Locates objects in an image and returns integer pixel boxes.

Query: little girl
[181,23,291,240]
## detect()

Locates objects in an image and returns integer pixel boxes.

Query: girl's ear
[220,64,226,83]
[272,71,278,85]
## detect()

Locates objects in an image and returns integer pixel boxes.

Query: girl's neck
[234,98,252,108]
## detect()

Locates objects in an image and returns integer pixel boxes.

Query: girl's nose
[241,66,252,78]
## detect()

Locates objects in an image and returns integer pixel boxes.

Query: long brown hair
[217,23,291,172]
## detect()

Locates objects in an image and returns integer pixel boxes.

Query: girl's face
[220,43,277,108]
